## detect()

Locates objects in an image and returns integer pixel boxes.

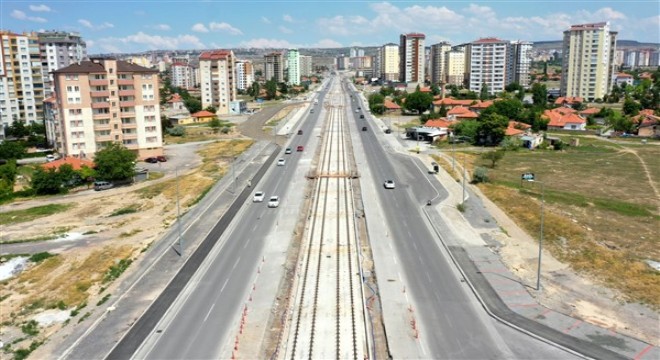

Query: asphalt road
[129,87,329,359]
[346,78,579,359]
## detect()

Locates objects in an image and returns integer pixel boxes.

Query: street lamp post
[175,166,183,255]
[462,153,466,205]
[522,173,544,291]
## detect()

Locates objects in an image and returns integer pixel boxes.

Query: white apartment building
[264,52,284,83]
[445,49,466,86]
[50,58,162,159]
[380,43,399,82]
[430,42,452,85]
[468,38,510,95]
[511,41,533,88]
[287,49,300,85]
[38,31,87,98]
[199,50,236,115]
[560,22,618,101]
[235,60,254,91]
[0,31,45,141]
[171,62,195,89]
[399,33,426,84]
[299,55,313,77]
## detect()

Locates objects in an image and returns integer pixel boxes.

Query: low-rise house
[634,110,660,138]
[190,110,217,124]
[469,100,494,114]
[554,96,584,107]
[432,97,478,112]
[505,121,531,136]
[42,157,94,171]
[383,99,401,113]
[615,73,634,87]
[167,93,186,111]
[446,106,479,121]
[543,108,587,130]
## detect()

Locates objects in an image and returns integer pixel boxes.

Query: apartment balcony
[118,89,135,96]
[121,121,137,129]
[120,110,135,117]
[91,90,110,98]
[93,123,112,131]
[123,142,139,149]
[89,79,107,86]
[122,133,138,140]
[117,79,133,85]
[95,134,113,142]
[91,102,110,109]
[92,113,111,120]
[120,100,135,107]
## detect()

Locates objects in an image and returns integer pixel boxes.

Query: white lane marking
[232,256,241,270]
[393,256,397,265]
[220,278,229,293]
[203,303,216,322]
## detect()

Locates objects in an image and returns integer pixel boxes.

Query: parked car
[253,191,265,202]
[297,145,304,152]
[384,180,395,189]
[268,196,280,208]
[157,155,167,162]
[94,181,114,191]
[144,157,158,163]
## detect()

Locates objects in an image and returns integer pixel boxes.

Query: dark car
[298,130,303,135]
[144,157,158,163]
[157,155,167,162]
[384,128,392,134]
[359,114,364,119]
[362,126,367,131]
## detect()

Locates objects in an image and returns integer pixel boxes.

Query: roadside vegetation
[0,203,74,226]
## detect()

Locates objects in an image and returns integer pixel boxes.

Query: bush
[500,136,522,151]
[21,320,39,336]
[472,166,490,183]
[29,252,55,263]
[167,126,186,137]
[220,126,231,134]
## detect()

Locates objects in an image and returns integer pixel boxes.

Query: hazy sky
[3,1,659,53]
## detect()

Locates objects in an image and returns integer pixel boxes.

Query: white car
[268,196,280,208]
[253,191,265,202]
[384,180,395,189]
[277,158,285,166]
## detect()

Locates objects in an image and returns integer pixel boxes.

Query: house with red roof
[42,157,95,171]
[432,97,478,112]
[446,106,479,121]
[554,96,584,107]
[505,121,531,137]
[542,109,587,130]
[383,99,401,113]
[167,93,186,111]
[579,107,599,117]
[190,110,217,123]
[469,100,494,114]
[615,73,634,87]
[633,110,660,138]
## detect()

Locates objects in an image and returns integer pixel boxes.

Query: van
[94,181,114,191]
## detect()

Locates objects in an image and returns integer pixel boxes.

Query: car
[157,155,167,162]
[277,158,286,166]
[384,128,392,134]
[359,114,364,119]
[298,130,303,135]
[268,196,280,208]
[362,126,368,131]
[253,191,265,202]
[357,107,361,110]
[285,147,292,154]
[297,145,304,152]
[144,157,158,163]
[384,180,395,189]
[355,109,360,113]
[94,181,114,191]
[310,109,314,113]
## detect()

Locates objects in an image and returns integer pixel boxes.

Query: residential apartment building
[511,41,533,88]
[171,62,195,89]
[234,60,254,91]
[445,49,466,86]
[299,55,313,77]
[264,52,284,83]
[37,31,87,98]
[287,49,300,85]
[467,38,510,95]
[380,43,399,82]
[50,58,162,159]
[560,22,618,101]
[199,50,236,115]
[372,51,382,79]
[399,33,426,84]
[336,56,350,71]
[0,31,45,141]
[430,42,452,85]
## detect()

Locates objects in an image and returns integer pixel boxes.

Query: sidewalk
[367,111,659,359]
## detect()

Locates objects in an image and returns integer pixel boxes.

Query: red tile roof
[554,96,584,105]
[384,100,401,110]
[191,110,216,118]
[42,157,94,171]
[420,87,431,92]
[425,119,452,128]
[470,100,493,109]
[433,98,477,107]
[168,93,183,103]
[543,109,586,127]
[473,37,506,44]
[579,107,599,115]
[199,50,232,60]
[616,73,633,78]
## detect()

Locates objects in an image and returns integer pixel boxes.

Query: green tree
[477,113,509,145]
[0,160,17,197]
[438,104,448,117]
[622,97,641,116]
[184,98,202,114]
[505,82,525,101]
[248,82,261,99]
[209,118,221,134]
[368,93,385,111]
[7,121,29,138]
[31,167,63,195]
[481,98,524,121]
[607,112,634,133]
[0,141,27,159]
[531,83,547,107]
[265,78,278,99]
[94,143,138,182]
[479,83,490,101]
[379,86,394,97]
[77,165,96,186]
[430,83,441,96]
[278,82,289,95]
[205,106,217,114]
[481,149,506,168]
[404,91,433,114]
[451,120,480,144]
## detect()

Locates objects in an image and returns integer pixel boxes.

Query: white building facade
[199,50,236,115]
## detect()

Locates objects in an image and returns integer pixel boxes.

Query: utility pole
[462,153,466,205]
[537,181,545,291]
[175,166,183,255]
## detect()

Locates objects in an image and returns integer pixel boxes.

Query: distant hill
[532,40,659,50]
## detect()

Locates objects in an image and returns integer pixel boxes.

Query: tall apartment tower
[199,50,236,115]
[445,49,466,86]
[37,31,87,98]
[510,41,533,88]
[264,52,284,83]
[380,43,399,82]
[50,58,162,159]
[299,55,313,77]
[430,42,452,85]
[234,60,254,91]
[0,31,45,141]
[171,62,195,89]
[287,49,300,85]
[560,22,618,101]
[467,38,510,95]
[399,33,426,84]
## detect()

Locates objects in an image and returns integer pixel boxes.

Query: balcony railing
[95,134,113,142]
[117,79,133,85]
[89,79,107,86]
[120,100,135,107]
[93,123,112,130]
[92,113,111,120]
[118,89,135,96]
[90,90,110,97]
[122,133,138,140]
[91,102,110,109]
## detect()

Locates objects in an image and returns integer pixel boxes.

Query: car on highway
[297,145,304,152]
[285,147,292,154]
[360,114,365,119]
[144,157,158,163]
[355,109,360,113]
[277,158,286,166]
[384,128,392,134]
[298,130,303,135]
[253,191,265,202]
[362,126,368,131]
[384,180,395,189]
[157,155,167,162]
[310,109,314,113]
[268,196,280,208]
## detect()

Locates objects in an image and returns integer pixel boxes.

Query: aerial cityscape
[0,1,658,360]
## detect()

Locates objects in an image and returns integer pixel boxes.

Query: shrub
[221,126,231,134]
[472,166,490,183]
[21,320,39,336]
[167,126,186,137]
[500,136,522,151]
